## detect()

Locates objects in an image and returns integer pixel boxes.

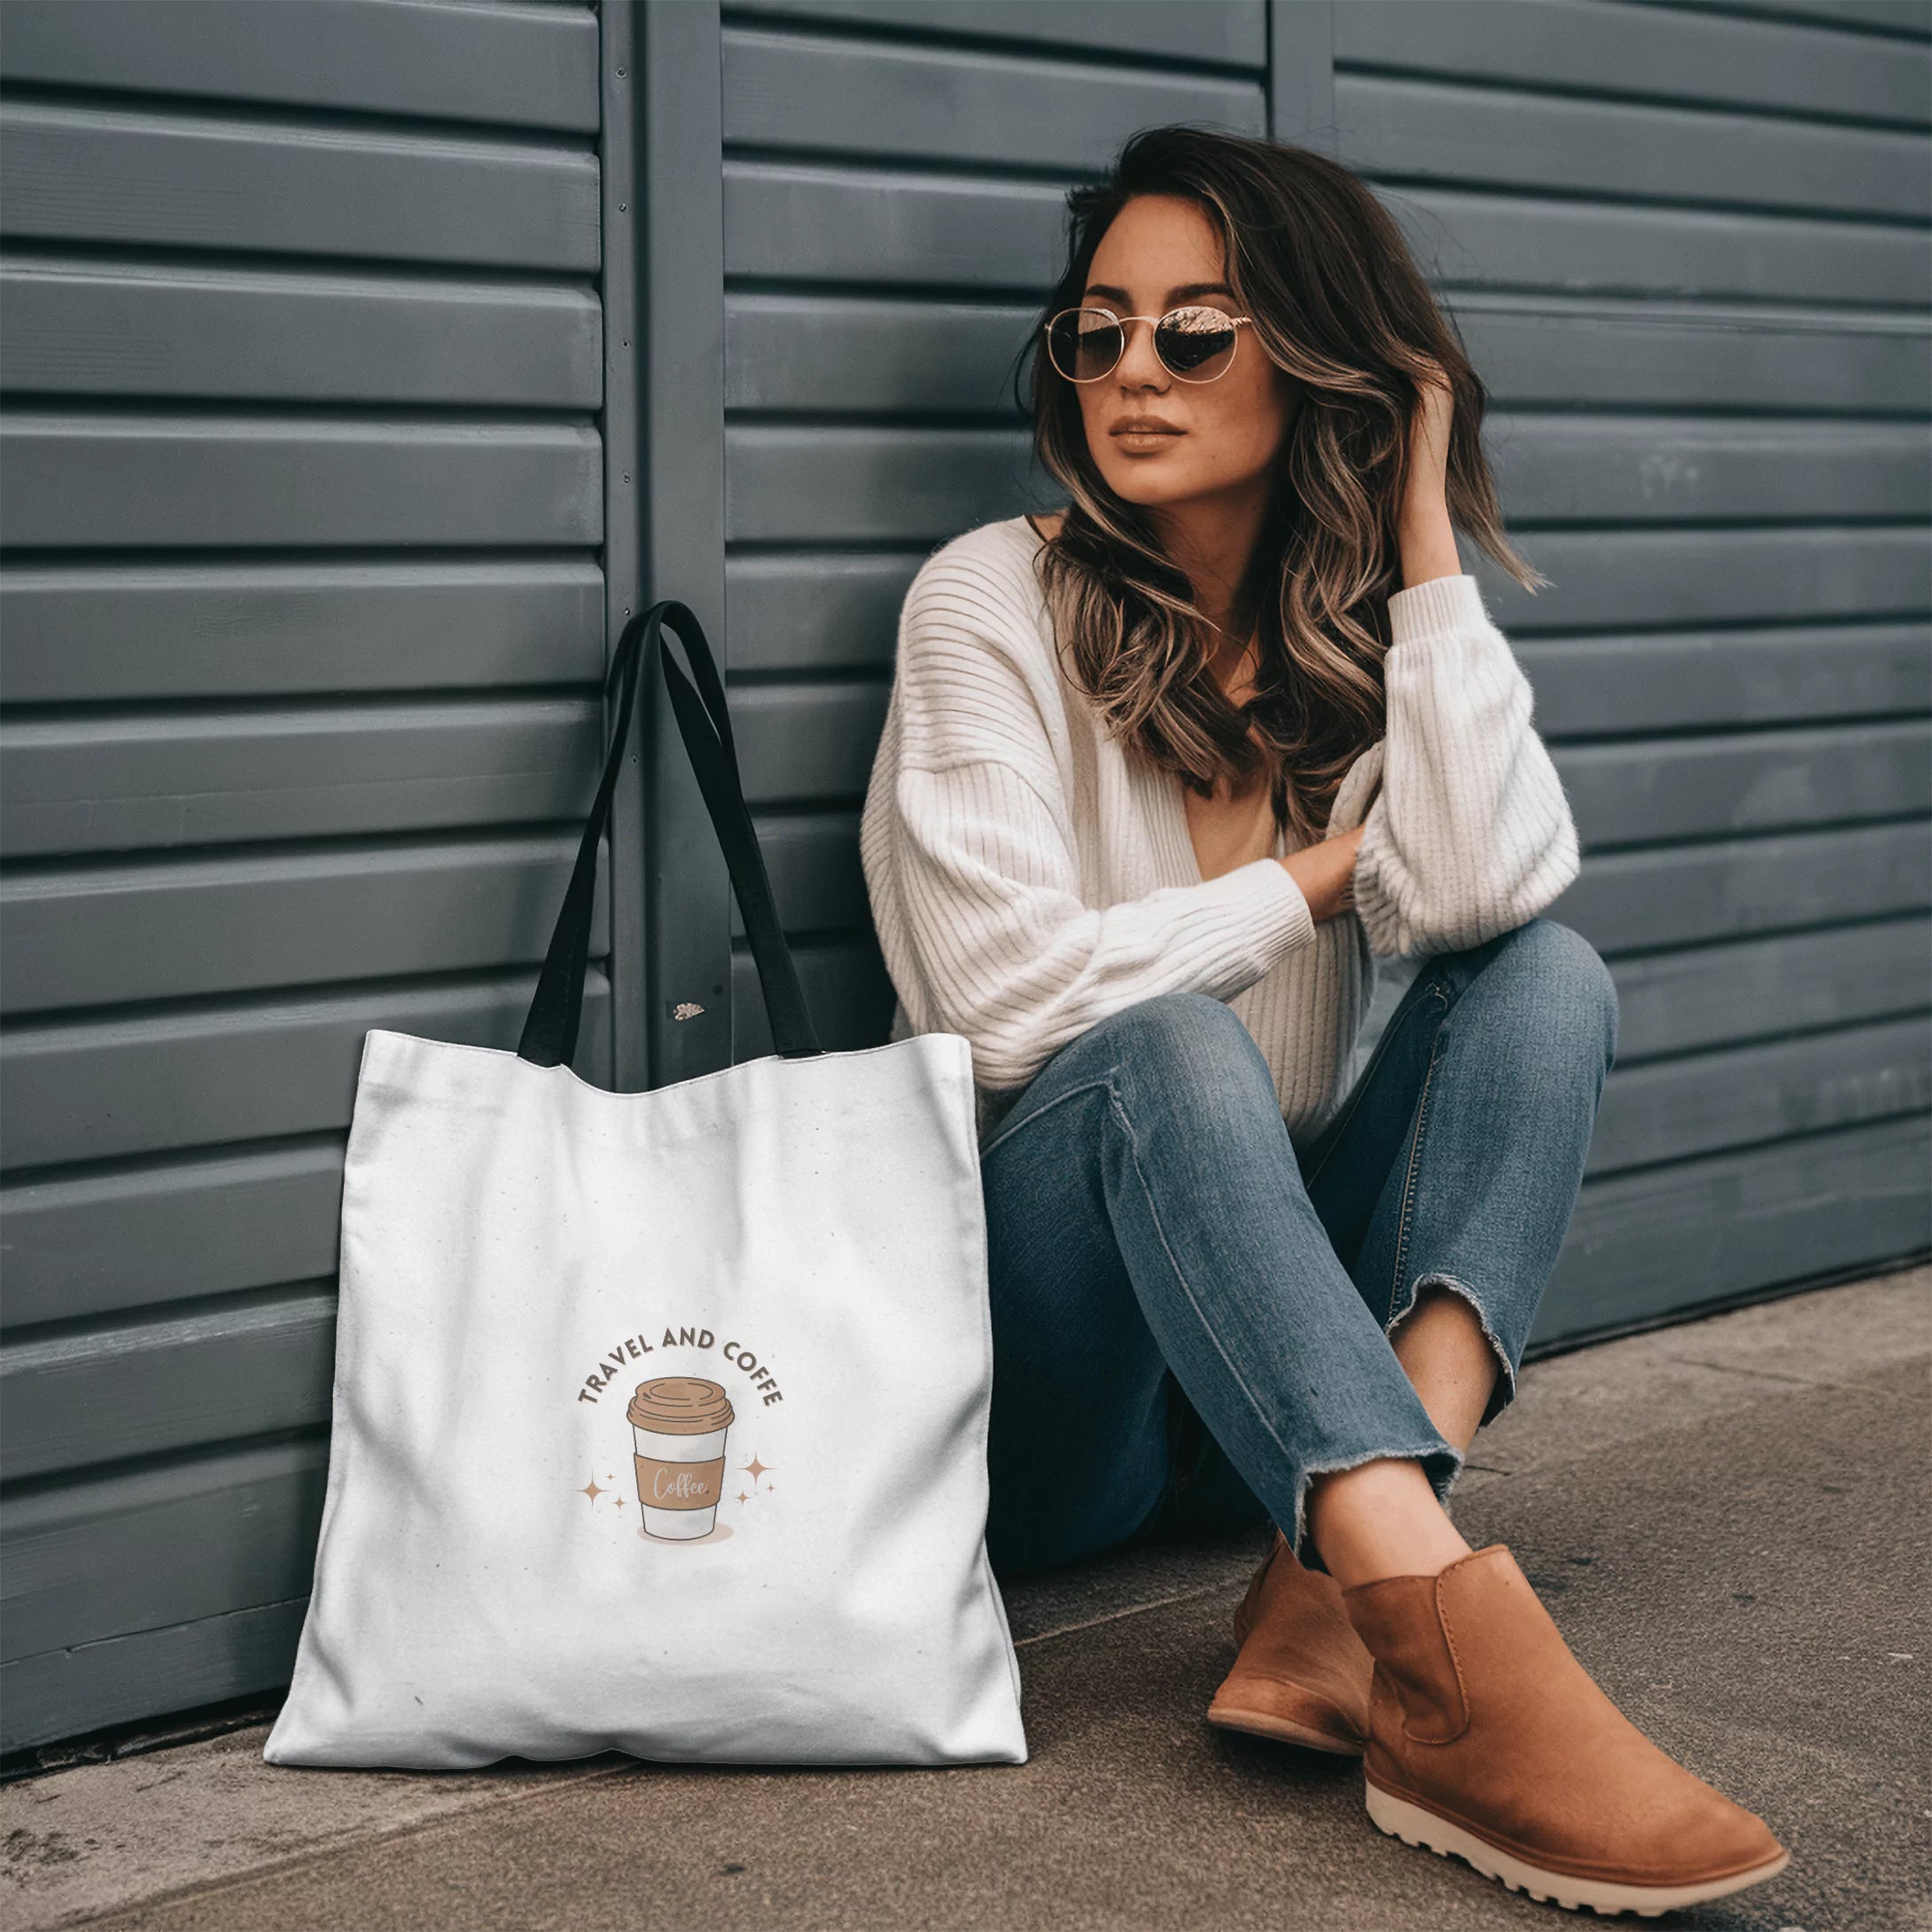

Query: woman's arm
[861,543,1320,1092]
[1348,372,1581,958]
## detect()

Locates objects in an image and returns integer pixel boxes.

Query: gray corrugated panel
[2,1598,307,1757]
[1337,73,1928,219]
[0,258,602,406]
[1389,188,1929,306]
[1485,417,1928,522]
[721,528,1925,672]
[731,0,1268,64]
[725,415,1927,539]
[0,416,603,549]
[1712,0,1931,35]
[0,0,622,1756]
[727,293,1040,415]
[0,1437,329,1666]
[3,978,616,1172]
[722,23,1265,165]
[0,560,606,703]
[1587,1014,1932,1174]
[1534,1111,1932,1346]
[4,1145,348,1334]
[2,1288,337,1482]
[1604,919,1932,1061]
[0,103,600,269]
[727,549,924,674]
[1479,527,1930,630]
[2,698,604,857]
[0,0,600,131]
[1455,300,1930,416]
[728,290,1929,415]
[1336,0,1930,129]
[1561,721,1932,845]
[0,838,612,1013]
[1520,624,1931,732]
[1558,822,1931,950]
[725,161,1069,283]
[3,987,615,1332]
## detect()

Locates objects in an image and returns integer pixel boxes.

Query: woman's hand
[1282,823,1366,924]
[1398,360,1461,590]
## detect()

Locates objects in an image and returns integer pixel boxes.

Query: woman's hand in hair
[1282,823,1366,924]
[1398,359,1461,591]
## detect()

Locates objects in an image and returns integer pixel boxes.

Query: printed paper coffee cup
[627,1376,734,1540]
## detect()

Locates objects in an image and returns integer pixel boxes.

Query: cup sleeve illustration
[627,1375,735,1540]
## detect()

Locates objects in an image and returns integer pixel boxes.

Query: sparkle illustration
[736,1491,750,1505]
[742,1454,771,1483]
[579,1477,605,1505]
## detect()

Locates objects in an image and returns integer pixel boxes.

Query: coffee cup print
[627,1375,734,1540]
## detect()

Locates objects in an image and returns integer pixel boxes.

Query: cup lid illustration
[627,1375,734,1435]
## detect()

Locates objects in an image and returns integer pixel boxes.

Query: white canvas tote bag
[263,600,1027,1770]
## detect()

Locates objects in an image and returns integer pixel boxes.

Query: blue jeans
[978,916,1618,1578]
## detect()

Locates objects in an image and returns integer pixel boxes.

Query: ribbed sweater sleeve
[862,542,1317,1094]
[1351,573,1580,959]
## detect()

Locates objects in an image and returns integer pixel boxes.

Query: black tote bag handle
[518,599,823,1071]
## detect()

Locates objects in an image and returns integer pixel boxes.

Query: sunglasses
[1044,304,1253,385]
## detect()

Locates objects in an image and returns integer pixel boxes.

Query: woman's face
[1070,194,1296,515]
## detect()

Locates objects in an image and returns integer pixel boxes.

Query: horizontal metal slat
[0,415,603,549]
[721,22,1264,167]
[2,697,605,857]
[731,0,1267,65]
[0,101,600,270]
[0,257,602,407]
[0,0,599,132]
[1561,719,1931,847]
[1335,0,1930,129]
[1390,184,1930,308]
[0,558,605,703]
[1338,71,1928,220]
[2,974,614,1172]
[1,835,612,1014]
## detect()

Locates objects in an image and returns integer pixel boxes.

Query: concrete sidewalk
[4,1269,1926,1932]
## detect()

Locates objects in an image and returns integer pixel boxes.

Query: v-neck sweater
[858,514,1581,1153]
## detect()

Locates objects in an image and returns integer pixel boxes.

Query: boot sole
[1365,1780,1791,1917]
[1204,1699,1363,1757]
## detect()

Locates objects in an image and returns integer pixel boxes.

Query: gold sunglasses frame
[1044,305,1254,385]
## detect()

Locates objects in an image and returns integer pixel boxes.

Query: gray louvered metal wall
[0,0,627,1755]
[715,0,1931,1343]
[2,0,1927,1761]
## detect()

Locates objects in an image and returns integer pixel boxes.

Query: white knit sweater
[858,514,1580,1152]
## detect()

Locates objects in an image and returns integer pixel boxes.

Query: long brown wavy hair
[1010,125,1546,848]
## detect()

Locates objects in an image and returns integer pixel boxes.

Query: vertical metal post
[635,0,733,1089]
[599,0,647,1088]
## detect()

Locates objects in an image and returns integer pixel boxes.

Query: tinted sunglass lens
[1048,309,1123,380]
[1157,308,1237,380]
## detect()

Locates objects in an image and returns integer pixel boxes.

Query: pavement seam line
[45,1758,643,1932]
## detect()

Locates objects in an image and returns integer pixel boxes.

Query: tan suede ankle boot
[1205,1530,1373,1755]
[1342,1544,1789,1916]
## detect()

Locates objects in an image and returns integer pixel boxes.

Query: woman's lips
[1112,429,1184,452]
